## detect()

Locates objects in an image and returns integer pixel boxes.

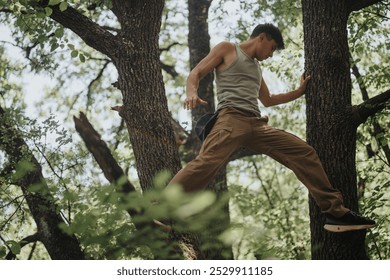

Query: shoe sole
[324,224,375,232]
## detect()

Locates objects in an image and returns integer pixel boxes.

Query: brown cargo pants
[169,107,349,217]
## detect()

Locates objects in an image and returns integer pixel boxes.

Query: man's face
[256,34,278,61]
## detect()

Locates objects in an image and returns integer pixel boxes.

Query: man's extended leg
[246,121,375,232]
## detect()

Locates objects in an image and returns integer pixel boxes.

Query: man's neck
[239,39,257,59]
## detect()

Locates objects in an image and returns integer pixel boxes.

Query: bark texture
[111,1,182,192]
[38,0,182,192]
[73,112,138,213]
[302,0,370,259]
[186,0,216,154]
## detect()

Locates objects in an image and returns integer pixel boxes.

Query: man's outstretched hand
[183,94,208,110]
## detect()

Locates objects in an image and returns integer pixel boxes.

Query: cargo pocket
[200,123,233,154]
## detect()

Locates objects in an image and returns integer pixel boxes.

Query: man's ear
[258,33,265,41]
[258,33,268,44]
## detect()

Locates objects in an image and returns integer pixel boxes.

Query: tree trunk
[32,0,201,259]
[111,1,202,259]
[302,0,368,259]
[186,0,216,154]
[187,0,233,259]
[188,0,215,116]
[112,0,182,192]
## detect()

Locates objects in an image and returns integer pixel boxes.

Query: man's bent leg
[169,108,245,192]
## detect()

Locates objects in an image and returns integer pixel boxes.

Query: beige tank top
[216,44,262,115]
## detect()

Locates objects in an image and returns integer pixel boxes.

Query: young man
[169,23,375,232]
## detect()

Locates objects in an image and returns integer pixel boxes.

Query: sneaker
[324,211,376,232]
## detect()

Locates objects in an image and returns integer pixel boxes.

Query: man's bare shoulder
[212,41,236,55]
[211,41,237,72]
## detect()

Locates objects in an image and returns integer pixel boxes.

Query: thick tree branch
[37,1,118,58]
[0,106,85,260]
[348,0,385,13]
[73,112,136,195]
[73,111,169,247]
[352,89,390,126]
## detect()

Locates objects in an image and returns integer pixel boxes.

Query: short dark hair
[250,23,285,50]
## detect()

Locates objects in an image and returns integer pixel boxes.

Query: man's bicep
[195,47,226,78]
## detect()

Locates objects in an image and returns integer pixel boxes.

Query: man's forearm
[266,88,303,107]
[186,71,200,97]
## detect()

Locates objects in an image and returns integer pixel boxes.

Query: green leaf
[71,50,78,58]
[28,183,44,193]
[153,170,171,189]
[0,246,6,258]
[11,243,21,255]
[79,53,86,63]
[44,7,53,16]
[59,2,68,11]
[58,222,73,235]
[36,11,46,18]
[6,241,21,255]
[55,28,64,38]
[48,0,62,5]
[12,160,36,181]
[37,34,47,43]
[64,190,77,201]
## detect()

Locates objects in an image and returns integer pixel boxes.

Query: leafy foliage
[0,0,389,259]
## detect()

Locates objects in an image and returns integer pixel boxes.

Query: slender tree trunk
[186,0,216,153]
[188,0,215,116]
[302,0,368,259]
[187,0,233,259]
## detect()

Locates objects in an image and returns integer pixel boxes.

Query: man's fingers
[183,97,192,109]
[183,97,195,110]
[191,97,197,108]
[300,74,311,87]
[304,75,311,85]
[183,96,208,110]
